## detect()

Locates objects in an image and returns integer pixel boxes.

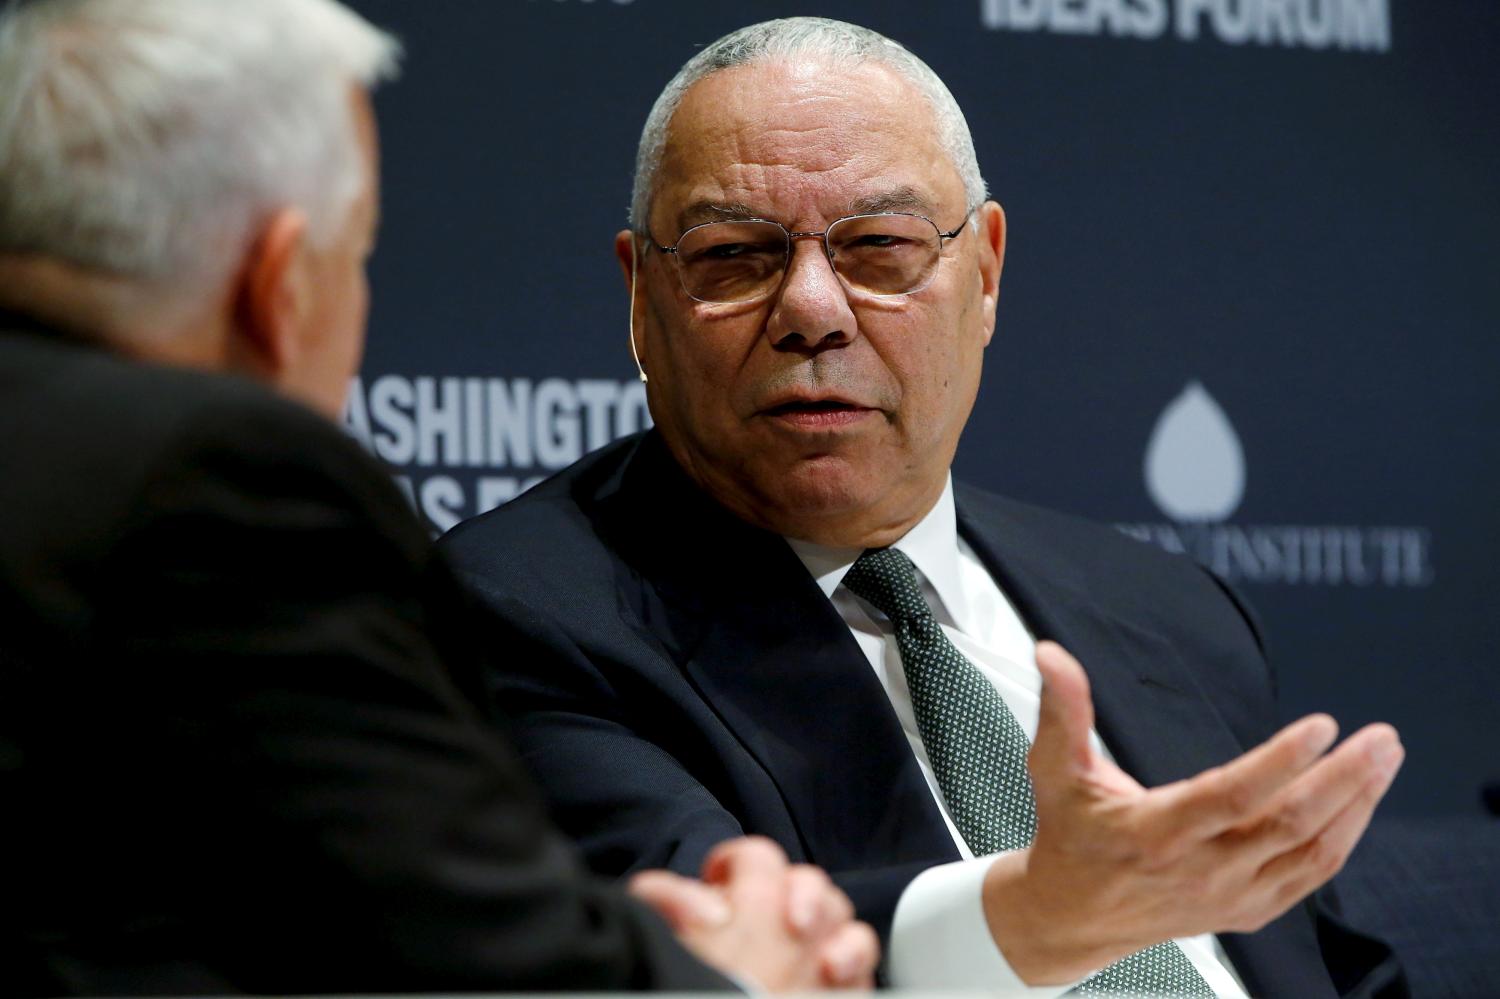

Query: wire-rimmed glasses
[645,211,973,305]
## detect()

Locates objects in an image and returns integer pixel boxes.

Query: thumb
[1031,641,1096,779]
[627,870,731,932]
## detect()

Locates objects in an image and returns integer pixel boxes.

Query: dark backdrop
[340,1,1499,818]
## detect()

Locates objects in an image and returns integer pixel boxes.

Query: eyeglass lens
[672,214,946,304]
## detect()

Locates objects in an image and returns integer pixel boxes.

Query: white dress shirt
[784,477,1250,997]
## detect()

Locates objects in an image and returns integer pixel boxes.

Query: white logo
[1144,381,1245,522]
[1120,381,1432,587]
[344,374,651,532]
[980,0,1391,53]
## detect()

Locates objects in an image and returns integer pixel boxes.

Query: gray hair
[0,0,400,288]
[629,17,987,231]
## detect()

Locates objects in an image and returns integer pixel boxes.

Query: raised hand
[981,641,1403,985]
[629,836,879,991]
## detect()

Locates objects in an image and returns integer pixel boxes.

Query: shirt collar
[784,476,965,621]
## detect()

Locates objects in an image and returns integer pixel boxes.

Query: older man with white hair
[445,15,1408,999]
[0,1,879,994]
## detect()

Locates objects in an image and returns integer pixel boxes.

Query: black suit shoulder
[957,485,1268,653]
[451,435,1244,626]
[1,327,391,501]
[441,433,658,664]
[443,430,632,577]
[443,432,1269,730]
[2,333,426,645]
[2,336,729,995]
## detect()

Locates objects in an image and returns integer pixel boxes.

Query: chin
[758,454,882,522]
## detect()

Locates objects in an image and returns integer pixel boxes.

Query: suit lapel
[600,436,958,872]
[955,488,1247,786]
[956,487,1338,997]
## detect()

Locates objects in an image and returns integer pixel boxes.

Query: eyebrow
[676,201,763,231]
[847,187,939,216]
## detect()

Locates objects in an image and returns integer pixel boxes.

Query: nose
[764,236,859,352]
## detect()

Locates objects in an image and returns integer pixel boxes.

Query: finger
[700,834,789,888]
[1031,641,1097,778]
[628,870,731,930]
[1247,736,1402,926]
[1231,724,1402,863]
[785,864,851,935]
[1144,713,1340,844]
[818,921,881,989]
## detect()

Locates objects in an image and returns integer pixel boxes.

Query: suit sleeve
[443,579,937,960]
[92,399,733,994]
[449,590,755,879]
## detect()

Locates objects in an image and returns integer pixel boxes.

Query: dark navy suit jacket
[1,324,730,996]
[443,430,1405,998]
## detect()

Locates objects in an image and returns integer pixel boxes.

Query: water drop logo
[1119,381,1432,588]
[1144,381,1245,522]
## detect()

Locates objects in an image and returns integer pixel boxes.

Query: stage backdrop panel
[343,0,1499,817]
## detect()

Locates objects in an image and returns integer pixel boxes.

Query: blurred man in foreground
[444,16,1407,997]
[0,0,875,993]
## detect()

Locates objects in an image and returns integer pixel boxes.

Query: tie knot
[841,547,933,625]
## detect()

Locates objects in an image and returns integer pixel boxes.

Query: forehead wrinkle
[674,172,944,234]
[657,62,959,233]
[706,124,861,182]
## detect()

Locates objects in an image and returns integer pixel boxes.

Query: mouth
[760,397,876,430]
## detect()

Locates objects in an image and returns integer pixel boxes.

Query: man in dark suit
[442,16,1408,997]
[0,1,877,994]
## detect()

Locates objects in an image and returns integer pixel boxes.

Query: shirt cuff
[888,856,1081,997]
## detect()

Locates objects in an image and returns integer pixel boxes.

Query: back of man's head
[0,0,398,392]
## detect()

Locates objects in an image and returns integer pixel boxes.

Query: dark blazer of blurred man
[0,1,875,994]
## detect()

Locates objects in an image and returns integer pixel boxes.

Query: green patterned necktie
[842,547,1215,998]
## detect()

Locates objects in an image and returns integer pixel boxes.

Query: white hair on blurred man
[0,0,397,283]
[0,0,398,412]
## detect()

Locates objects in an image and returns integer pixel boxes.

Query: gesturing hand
[982,641,1403,986]
[629,836,879,991]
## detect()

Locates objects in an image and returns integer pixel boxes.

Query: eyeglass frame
[638,208,978,304]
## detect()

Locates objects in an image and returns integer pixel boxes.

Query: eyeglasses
[645,211,973,305]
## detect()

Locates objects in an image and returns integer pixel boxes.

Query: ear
[230,207,310,382]
[614,228,638,291]
[975,200,1006,348]
[615,228,650,376]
